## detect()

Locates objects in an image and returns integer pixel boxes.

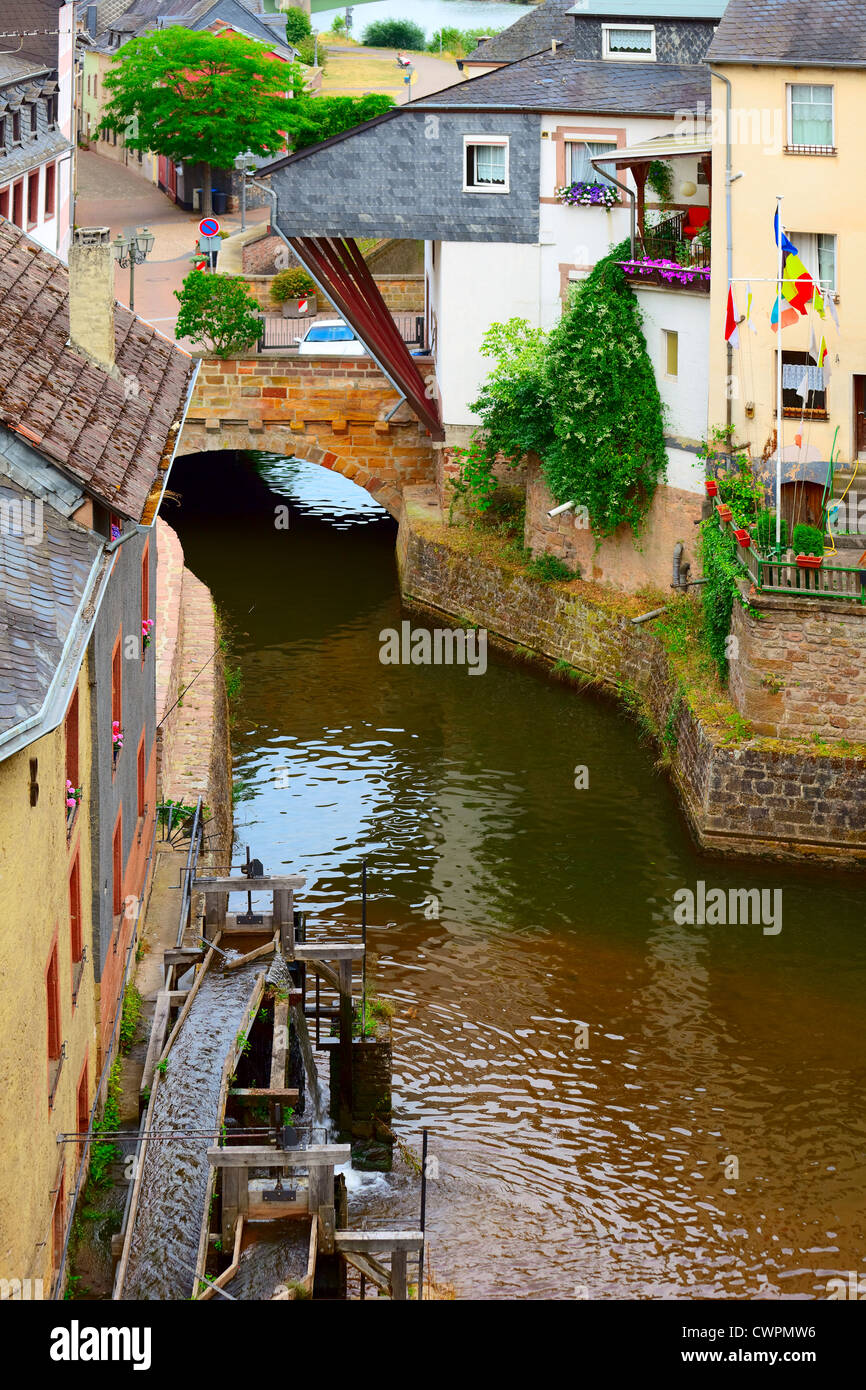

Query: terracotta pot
[733,528,751,548]
[705,479,719,497]
[796,554,823,569]
[716,504,733,522]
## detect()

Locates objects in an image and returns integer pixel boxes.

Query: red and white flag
[724,286,740,347]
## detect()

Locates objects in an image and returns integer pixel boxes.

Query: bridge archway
[178,355,439,519]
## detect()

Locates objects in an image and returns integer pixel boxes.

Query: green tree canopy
[174,270,263,357]
[285,93,395,151]
[100,27,303,213]
[284,6,312,46]
[362,19,426,49]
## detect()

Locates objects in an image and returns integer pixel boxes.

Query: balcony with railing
[619,210,711,293]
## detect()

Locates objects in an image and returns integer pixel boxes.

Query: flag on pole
[745,282,759,334]
[812,286,826,319]
[771,212,814,320]
[725,285,740,346]
[795,371,810,404]
[827,293,840,331]
[771,295,798,332]
[774,210,798,257]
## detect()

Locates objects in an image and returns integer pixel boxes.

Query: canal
[171,449,866,1300]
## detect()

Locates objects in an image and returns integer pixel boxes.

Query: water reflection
[169,451,866,1300]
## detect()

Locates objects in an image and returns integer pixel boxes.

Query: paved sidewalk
[75,148,267,342]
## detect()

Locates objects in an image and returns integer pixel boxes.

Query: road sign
[199,217,220,238]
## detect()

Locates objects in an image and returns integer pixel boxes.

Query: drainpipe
[592,156,636,258]
[709,69,734,433]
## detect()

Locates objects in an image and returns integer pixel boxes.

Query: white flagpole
[776,195,784,551]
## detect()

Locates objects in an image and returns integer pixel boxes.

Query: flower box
[716,504,733,522]
[281,296,317,319]
[705,479,719,497]
[796,554,823,569]
[555,181,619,209]
[733,528,751,548]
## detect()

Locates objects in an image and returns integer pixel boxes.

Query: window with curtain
[603,25,655,59]
[781,350,828,413]
[465,140,508,191]
[790,232,837,291]
[566,139,617,186]
[788,84,834,147]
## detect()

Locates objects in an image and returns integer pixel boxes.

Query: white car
[294,319,368,356]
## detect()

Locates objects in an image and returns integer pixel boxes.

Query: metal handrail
[176,795,205,948]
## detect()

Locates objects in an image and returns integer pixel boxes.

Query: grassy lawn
[320,55,404,96]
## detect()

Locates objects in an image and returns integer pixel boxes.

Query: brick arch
[176,356,439,520]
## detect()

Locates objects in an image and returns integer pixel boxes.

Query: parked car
[295,319,368,356]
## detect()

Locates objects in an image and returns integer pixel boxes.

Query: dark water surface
[170,451,866,1300]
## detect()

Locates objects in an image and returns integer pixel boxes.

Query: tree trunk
[201,163,212,216]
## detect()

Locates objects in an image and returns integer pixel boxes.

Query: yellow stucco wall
[0,661,97,1294]
[708,65,864,464]
[80,51,157,183]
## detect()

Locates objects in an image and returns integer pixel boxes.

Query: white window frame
[463,135,509,194]
[786,83,835,150]
[602,24,656,62]
[565,137,618,186]
[789,231,838,293]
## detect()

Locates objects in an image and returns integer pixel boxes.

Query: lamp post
[313,29,319,67]
[111,226,154,314]
[234,151,256,231]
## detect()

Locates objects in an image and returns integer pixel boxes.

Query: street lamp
[234,150,257,231]
[112,227,154,314]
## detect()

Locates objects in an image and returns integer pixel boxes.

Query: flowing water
[225,1219,313,1300]
[122,961,261,1301]
[170,451,866,1301]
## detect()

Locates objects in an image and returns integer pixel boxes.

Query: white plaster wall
[635,285,710,493]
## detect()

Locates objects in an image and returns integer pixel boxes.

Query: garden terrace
[716,506,866,602]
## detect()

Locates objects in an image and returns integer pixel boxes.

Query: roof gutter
[141,356,202,527]
[591,153,636,259]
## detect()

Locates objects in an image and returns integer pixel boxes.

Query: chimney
[68,228,117,376]
[86,4,98,38]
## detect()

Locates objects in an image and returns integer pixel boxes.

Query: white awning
[591,133,712,167]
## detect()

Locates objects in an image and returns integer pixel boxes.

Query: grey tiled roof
[0,54,50,84]
[708,0,866,66]
[0,220,195,522]
[464,0,577,65]
[415,50,711,115]
[0,127,72,186]
[0,477,102,736]
[1,0,62,67]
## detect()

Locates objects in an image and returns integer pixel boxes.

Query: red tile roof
[0,219,194,521]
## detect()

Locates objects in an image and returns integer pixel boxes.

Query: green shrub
[362,19,426,49]
[755,510,788,552]
[270,266,316,303]
[119,982,142,1056]
[173,270,263,358]
[793,523,824,556]
[295,33,326,68]
[284,6,312,46]
[526,552,577,583]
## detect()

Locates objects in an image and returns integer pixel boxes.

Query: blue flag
[774,209,798,257]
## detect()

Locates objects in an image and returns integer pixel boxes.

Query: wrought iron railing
[258,312,426,352]
[642,211,710,269]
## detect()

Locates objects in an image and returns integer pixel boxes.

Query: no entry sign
[199,217,220,238]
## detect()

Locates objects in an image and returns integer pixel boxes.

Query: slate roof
[91,0,294,52]
[463,0,577,66]
[0,220,195,522]
[414,49,711,115]
[0,126,72,186]
[0,477,104,738]
[1,1,63,67]
[707,0,866,66]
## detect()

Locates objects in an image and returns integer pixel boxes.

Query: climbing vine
[453,241,667,541]
[542,240,668,538]
[698,427,764,681]
[647,159,674,207]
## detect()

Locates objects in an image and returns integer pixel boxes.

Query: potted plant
[793,523,825,569]
[716,503,733,523]
[142,617,154,651]
[733,528,752,548]
[66,780,82,827]
[112,721,124,766]
[705,479,719,497]
[555,181,619,209]
[270,267,318,318]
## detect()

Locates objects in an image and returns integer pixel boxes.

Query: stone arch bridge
[178,355,439,518]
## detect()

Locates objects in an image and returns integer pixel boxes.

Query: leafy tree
[286,93,395,151]
[295,34,326,69]
[428,27,501,58]
[362,19,427,49]
[284,6,312,47]
[100,27,303,215]
[542,241,667,538]
[174,270,263,357]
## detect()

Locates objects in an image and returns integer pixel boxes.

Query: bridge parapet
[178,354,438,517]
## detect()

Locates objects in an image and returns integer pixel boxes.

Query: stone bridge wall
[179,354,438,517]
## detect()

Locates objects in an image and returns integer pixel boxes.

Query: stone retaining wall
[397,494,866,867]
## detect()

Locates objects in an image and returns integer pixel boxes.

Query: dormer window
[603,24,656,61]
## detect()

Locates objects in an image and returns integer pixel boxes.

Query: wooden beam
[206,1144,351,1169]
[246,1198,308,1221]
[391,1249,408,1301]
[308,1164,333,1216]
[294,943,364,962]
[270,997,289,1091]
[335,1231,425,1254]
[338,959,353,1131]
[163,947,203,967]
[343,1250,391,1295]
[229,1087,299,1101]
[273,888,294,957]
[204,890,227,929]
[224,931,278,970]
[140,991,171,1097]
[318,1205,335,1256]
[194,875,306,893]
